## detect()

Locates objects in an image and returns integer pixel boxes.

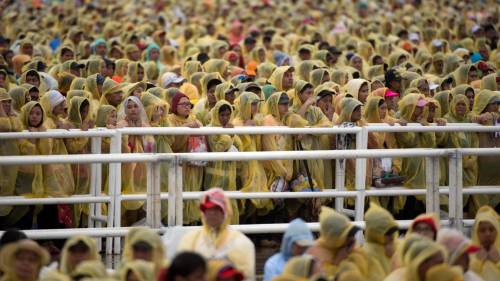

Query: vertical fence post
[425,157,440,215]
[108,130,122,255]
[174,157,183,226]
[90,136,102,251]
[354,127,368,221]
[167,158,177,226]
[448,150,463,231]
[146,161,161,228]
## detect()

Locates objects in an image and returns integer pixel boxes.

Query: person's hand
[185,121,200,128]
[488,247,500,263]
[479,113,493,124]
[386,119,396,126]
[305,96,316,107]
[244,119,256,126]
[81,120,94,131]
[477,248,488,261]
[223,123,234,128]
[436,118,447,126]
[398,119,407,126]
[384,240,396,258]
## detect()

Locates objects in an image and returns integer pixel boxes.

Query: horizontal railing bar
[0,154,164,165]
[0,129,117,139]
[366,125,499,133]
[118,126,362,135]
[459,148,500,156]
[0,195,112,205]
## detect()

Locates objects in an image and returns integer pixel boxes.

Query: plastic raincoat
[0,240,50,281]
[59,235,100,275]
[119,260,155,281]
[272,255,316,281]
[8,87,29,114]
[470,206,500,281]
[178,188,256,280]
[121,227,167,276]
[193,72,223,125]
[269,66,294,92]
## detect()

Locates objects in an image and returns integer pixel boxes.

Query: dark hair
[378,99,386,106]
[104,58,115,70]
[244,37,256,46]
[219,104,232,113]
[165,252,206,281]
[0,229,27,249]
[30,104,44,128]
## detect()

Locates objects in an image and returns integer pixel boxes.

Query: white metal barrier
[0,124,499,255]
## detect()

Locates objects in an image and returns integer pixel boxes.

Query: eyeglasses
[177,102,192,108]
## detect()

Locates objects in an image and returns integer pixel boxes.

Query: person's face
[96,44,106,56]
[22,44,33,56]
[278,103,289,117]
[149,49,160,61]
[358,83,369,103]
[412,105,424,122]
[299,87,313,104]
[68,248,92,269]
[418,252,444,281]
[176,97,192,117]
[53,100,66,116]
[477,221,497,250]
[467,69,479,83]
[455,101,467,117]
[132,87,143,98]
[465,91,474,109]
[14,250,40,280]
[133,248,153,261]
[225,91,235,104]
[379,102,388,119]
[385,95,398,111]
[207,85,217,105]
[232,45,242,55]
[26,74,40,87]
[291,242,308,256]
[107,110,117,126]
[61,50,74,62]
[80,103,90,121]
[413,222,435,240]
[219,46,228,58]
[418,80,430,96]
[351,56,363,71]
[351,105,362,122]
[282,70,294,90]
[373,56,384,65]
[454,253,470,273]
[299,50,311,61]
[29,105,43,127]
[204,206,225,229]
[317,95,332,115]
[258,49,266,62]
[176,268,207,281]
[136,66,144,81]
[29,90,39,101]
[397,55,407,66]
[218,108,231,126]
[433,60,444,73]
[126,100,140,121]
[389,79,401,92]
[107,91,123,107]
[130,51,141,61]
[126,271,140,281]
[485,101,499,113]
[251,102,259,116]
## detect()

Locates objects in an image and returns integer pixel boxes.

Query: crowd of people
[0,0,499,279]
[0,188,499,281]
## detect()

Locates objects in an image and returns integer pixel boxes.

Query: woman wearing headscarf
[345,78,370,104]
[117,96,155,224]
[444,94,482,214]
[395,94,436,217]
[193,72,223,125]
[125,62,145,83]
[263,218,314,281]
[58,235,100,276]
[143,43,163,71]
[178,188,256,280]
[168,93,203,225]
[8,87,29,115]
[0,239,50,281]
[454,64,480,85]
[363,204,399,281]
[214,82,238,104]
[85,58,104,77]
[204,100,240,224]
[269,66,295,93]
[112,58,129,83]
[471,90,500,208]
[119,260,155,281]
[470,206,500,281]
[232,92,273,216]
[121,227,167,276]
[451,84,476,110]
[479,73,498,91]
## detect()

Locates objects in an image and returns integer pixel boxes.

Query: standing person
[263,218,314,281]
[470,206,500,281]
[167,93,203,225]
[178,188,256,280]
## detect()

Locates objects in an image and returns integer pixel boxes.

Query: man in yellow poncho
[178,188,256,280]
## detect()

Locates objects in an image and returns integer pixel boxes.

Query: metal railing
[0,124,499,255]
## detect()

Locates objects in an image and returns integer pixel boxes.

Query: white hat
[471,25,481,34]
[431,39,443,47]
[160,72,185,88]
[46,90,66,111]
[409,32,420,42]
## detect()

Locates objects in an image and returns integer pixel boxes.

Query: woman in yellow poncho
[454,64,479,85]
[204,100,240,224]
[269,66,295,92]
[345,78,370,104]
[363,204,399,281]
[8,87,29,114]
[232,91,273,215]
[178,188,256,280]
[65,96,94,226]
[116,96,155,223]
[193,72,223,125]
[394,94,436,216]
[443,94,482,214]
[120,260,155,281]
[203,59,230,79]
[471,90,500,208]
[167,93,203,225]
[99,78,124,108]
[0,239,50,281]
[141,92,173,223]
[125,62,145,83]
[121,227,167,277]
[470,206,500,281]
[58,235,100,276]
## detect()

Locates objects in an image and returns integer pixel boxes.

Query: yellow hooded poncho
[121,227,167,276]
[193,72,223,125]
[125,62,145,83]
[59,235,100,275]
[273,255,316,281]
[8,86,29,114]
[269,66,294,91]
[470,206,500,281]
[119,260,155,281]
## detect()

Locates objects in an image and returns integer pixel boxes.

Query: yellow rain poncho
[178,188,256,280]
[269,66,294,92]
[85,59,103,77]
[119,260,155,281]
[453,64,477,85]
[59,235,100,275]
[363,204,399,281]
[395,94,436,204]
[8,87,29,114]
[99,78,123,107]
[39,91,75,197]
[204,100,240,223]
[121,227,167,276]
[70,260,108,280]
[0,90,21,218]
[0,239,50,281]
[232,92,272,214]
[471,90,500,207]
[193,72,223,125]
[296,60,317,82]
[344,78,369,103]
[257,62,277,80]
[66,96,92,226]
[470,206,500,281]
[70,77,86,91]
[125,62,145,83]
[310,68,330,88]
[214,81,237,103]
[480,73,497,91]
[444,95,482,211]
[167,100,203,224]
[203,59,229,78]
[273,255,316,281]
